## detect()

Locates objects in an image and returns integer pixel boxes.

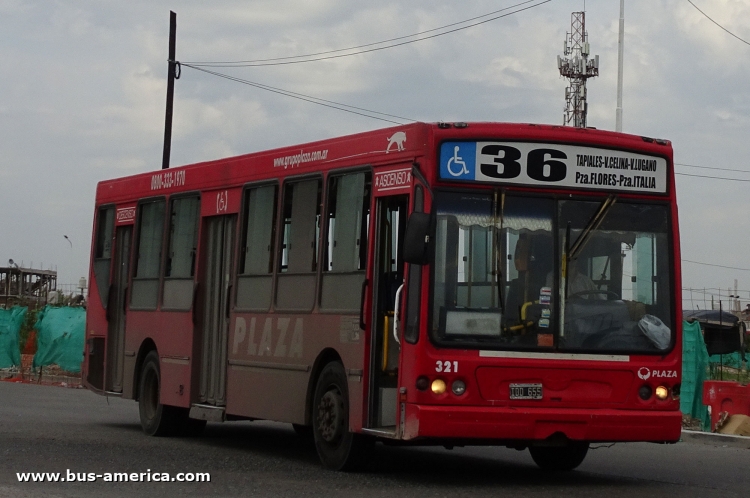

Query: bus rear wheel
[138,351,180,436]
[312,362,372,471]
[528,442,589,471]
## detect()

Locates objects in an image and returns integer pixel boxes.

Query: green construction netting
[681,320,710,430]
[33,306,85,373]
[0,306,27,368]
[708,352,748,369]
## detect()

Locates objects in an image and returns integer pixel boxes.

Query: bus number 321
[435,360,458,373]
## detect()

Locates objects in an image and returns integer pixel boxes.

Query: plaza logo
[637,367,677,380]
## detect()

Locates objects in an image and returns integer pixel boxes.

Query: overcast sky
[1,0,748,309]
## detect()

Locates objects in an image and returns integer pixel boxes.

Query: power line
[675,162,750,174]
[686,0,750,47]
[181,64,415,125]
[675,172,750,182]
[178,67,750,170]
[683,259,750,272]
[184,0,542,65]
[683,287,750,296]
[182,0,552,67]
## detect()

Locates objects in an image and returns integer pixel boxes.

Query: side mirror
[403,212,430,265]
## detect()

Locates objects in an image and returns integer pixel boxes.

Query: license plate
[509,383,543,400]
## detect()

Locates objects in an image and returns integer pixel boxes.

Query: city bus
[83,122,682,471]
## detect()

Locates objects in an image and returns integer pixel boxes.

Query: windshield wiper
[562,194,616,302]
[568,194,617,262]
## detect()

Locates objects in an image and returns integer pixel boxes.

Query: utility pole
[616,0,625,132]
[162,11,178,170]
[558,11,599,128]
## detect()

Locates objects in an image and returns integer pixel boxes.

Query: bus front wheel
[528,442,589,471]
[312,362,373,471]
[138,351,179,436]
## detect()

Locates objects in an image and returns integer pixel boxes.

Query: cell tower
[557,12,599,128]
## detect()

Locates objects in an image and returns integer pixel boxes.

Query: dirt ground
[0,353,82,388]
[682,414,702,431]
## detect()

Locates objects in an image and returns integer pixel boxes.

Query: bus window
[557,201,672,351]
[131,199,166,310]
[320,172,371,311]
[276,179,321,311]
[432,192,555,348]
[93,206,115,308]
[236,184,278,311]
[163,195,200,310]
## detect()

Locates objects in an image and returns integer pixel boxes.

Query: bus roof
[95,122,672,204]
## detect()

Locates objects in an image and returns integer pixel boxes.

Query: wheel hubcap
[317,389,344,443]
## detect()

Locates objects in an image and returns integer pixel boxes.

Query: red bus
[84,122,681,471]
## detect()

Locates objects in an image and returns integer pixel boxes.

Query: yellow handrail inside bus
[504,301,536,334]
[382,311,394,372]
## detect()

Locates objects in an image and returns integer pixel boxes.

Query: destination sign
[439,142,668,193]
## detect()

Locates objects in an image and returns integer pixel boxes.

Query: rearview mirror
[403,212,430,265]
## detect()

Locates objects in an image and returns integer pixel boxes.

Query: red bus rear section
[83,122,682,471]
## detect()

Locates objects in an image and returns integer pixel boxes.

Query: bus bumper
[402,404,682,443]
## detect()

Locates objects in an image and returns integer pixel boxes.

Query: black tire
[312,362,373,471]
[138,351,180,437]
[529,442,589,471]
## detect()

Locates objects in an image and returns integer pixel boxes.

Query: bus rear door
[192,189,240,420]
[105,224,132,393]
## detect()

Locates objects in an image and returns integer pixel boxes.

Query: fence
[0,305,85,374]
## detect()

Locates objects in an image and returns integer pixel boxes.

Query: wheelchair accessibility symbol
[440,142,475,180]
[446,146,469,176]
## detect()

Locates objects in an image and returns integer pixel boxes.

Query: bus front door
[368,194,409,431]
[105,225,131,393]
[197,215,236,409]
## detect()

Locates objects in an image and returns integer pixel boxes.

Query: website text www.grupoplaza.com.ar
[17,469,211,483]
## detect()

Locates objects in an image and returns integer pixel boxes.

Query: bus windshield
[431,191,673,353]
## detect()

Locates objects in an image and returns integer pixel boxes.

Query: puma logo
[386,132,406,153]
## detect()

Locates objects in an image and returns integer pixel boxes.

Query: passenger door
[105,225,132,392]
[197,214,236,407]
[366,165,413,431]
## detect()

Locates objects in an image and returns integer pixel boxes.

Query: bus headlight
[655,386,669,400]
[451,379,466,396]
[431,379,447,394]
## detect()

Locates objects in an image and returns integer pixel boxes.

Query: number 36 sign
[439,141,667,194]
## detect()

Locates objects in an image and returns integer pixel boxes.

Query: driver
[568,259,601,298]
[547,259,604,300]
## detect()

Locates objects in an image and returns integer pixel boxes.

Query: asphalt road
[1,382,748,498]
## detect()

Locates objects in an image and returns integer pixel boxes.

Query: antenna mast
[557,11,599,128]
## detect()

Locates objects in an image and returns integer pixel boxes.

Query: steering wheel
[568,289,620,300]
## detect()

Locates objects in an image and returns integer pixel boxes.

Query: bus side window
[236,184,278,311]
[93,206,115,308]
[320,172,371,311]
[276,179,321,311]
[131,199,166,310]
[162,195,200,311]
